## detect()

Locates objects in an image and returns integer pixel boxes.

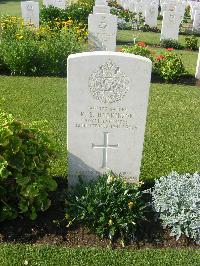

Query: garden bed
[0,179,198,250]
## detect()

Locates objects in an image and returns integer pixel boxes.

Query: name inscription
[75,106,136,130]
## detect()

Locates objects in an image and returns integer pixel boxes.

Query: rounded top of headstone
[95,0,108,6]
[68,52,152,66]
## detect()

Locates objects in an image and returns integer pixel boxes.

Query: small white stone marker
[67,52,152,186]
[195,47,200,80]
[21,1,39,27]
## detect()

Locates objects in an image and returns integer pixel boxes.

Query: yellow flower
[65,213,70,220]
[128,201,134,209]
[108,219,113,226]
[16,34,23,40]
[107,174,115,184]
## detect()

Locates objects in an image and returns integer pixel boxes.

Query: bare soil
[0,179,198,249]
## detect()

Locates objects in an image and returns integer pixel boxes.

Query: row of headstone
[117,0,159,28]
[118,0,189,41]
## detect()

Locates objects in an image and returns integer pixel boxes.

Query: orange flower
[167,48,174,51]
[156,55,165,61]
[137,41,146,47]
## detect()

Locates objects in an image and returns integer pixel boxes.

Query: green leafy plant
[185,35,198,51]
[65,173,146,245]
[0,109,57,222]
[154,49,186,81]
[40,3,93,26]
[0,16,86,76]
[160,39,183,50]
[183,5,190,23]
[122,42,154,62]
[151,172,200,244]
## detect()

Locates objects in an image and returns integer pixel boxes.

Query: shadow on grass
[151,73,197,86]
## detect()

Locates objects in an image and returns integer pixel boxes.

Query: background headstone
[193,9,200,31]
[43,0,66,9]
[195,47,200,79]
[145,2,158,28]
[88,1,117,51]
[161,10,181,41]
[21,1,39,27]
[67,52,152,186]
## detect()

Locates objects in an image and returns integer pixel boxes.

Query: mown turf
[0,75,67,177]
[0,245,199,266]
[1,76,200,181]
[0,0,43,17]
[140,83,200,181]
[117,29,200,48]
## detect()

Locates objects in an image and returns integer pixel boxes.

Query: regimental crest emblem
[88,59,130,104]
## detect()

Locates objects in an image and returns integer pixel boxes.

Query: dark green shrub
[160,39,183,50]
[185,35,198,50]
[40,3,93,26]
[139,24,160,33]
[40,5,64,24]
[0,110,57,222]
[154,50,186,82]
[66,173,146,245]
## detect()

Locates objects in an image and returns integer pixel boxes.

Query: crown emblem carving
[88,59,130,104]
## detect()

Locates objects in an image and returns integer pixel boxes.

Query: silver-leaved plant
[151,171,200,244]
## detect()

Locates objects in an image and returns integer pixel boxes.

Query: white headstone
[195,47,200,79]
[145,2,158,27]
[88,5,117,51]
[193,9,200,30]
[161,11,181,41]
[135,0,145,17]
[43,0,66,9]
[93,0,110,14]
[67,52,152,186]
[21,1,39,27]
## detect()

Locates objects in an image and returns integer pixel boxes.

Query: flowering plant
[65,173,146,245]
[185,35,198,51]
[0,15,87,76]
[154,50,186,81]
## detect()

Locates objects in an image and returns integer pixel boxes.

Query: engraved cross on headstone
[92,132,119,169]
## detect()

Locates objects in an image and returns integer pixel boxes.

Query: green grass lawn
[0,76,67,177]
[0,75,200,181]
[0,0,43,17]
[117,29,200,48]
[0,245,199,266]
